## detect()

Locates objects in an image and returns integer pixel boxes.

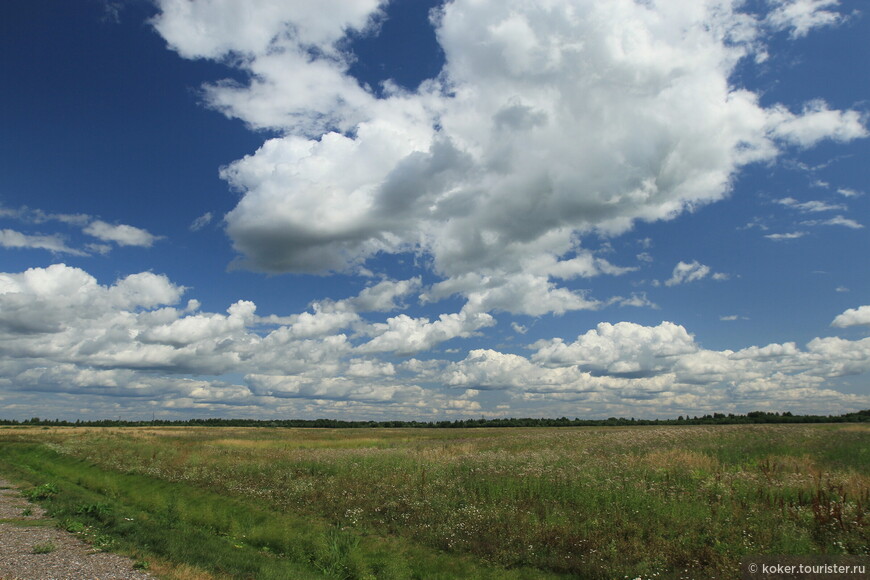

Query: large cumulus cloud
[151,0,865,317]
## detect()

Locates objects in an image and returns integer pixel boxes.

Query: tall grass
[1,424,867,579]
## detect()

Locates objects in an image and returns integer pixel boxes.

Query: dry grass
[640,449,720,473]
[147,560,230,580]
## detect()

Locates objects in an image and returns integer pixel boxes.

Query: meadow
[0,424,867,579]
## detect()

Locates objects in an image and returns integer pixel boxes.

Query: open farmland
[0,424,867,579]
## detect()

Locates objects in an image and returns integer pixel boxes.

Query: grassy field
[0,424,867,579]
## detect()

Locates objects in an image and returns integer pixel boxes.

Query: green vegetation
[31,541,57,554]
[1,424,868,579]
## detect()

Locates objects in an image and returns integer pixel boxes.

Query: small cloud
[0,229,87,256]
[800,216,863,229]
[31,210,92,226]
[100,1,124,24]
[766,0,845,39]
[511,322,528,334]
[836,286,849,293]
[190,212,214,232]
[85,243,113,255]
[83,220,161,247]
[821,216,863,229]
[665,260,711,287]
[637,252,653,263]
[837,188,863,198]
[775,197,845,212]
[712,272,730,281]
[615,293,659,309]
[0,206,20,219]
[720,315,749,321]
[765,231,806,241]
[831,305,870,328]
[767,99,867,147]
[741,218,769,231]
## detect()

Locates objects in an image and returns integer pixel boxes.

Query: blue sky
[0,0,868,421]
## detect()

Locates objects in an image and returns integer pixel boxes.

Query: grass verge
[0,442,558,580]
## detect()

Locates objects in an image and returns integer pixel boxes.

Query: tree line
[1,409,868,428]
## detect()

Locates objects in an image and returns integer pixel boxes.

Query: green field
[0,424,867,579]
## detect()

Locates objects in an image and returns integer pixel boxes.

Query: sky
[0,0,868,421]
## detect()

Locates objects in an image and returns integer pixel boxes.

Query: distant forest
[2,409,869,428]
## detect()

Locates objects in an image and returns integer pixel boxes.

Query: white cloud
[259,304,360,340]
[0,206,160,255]
[837,188,863,198]
[765,231,806,240]
[818,216,863,229]
[86,243,113,255]
[1,207,91,227]
[357,306,495,355]
[151,0,385,136]
[0,264,868,418]
[767,100,867,148]
[775,197,845,212]
[511,322,528,334]
[349,277,421,312]
[797,216,864,229]
[532,321,698,377]
[107,271,187,309]
[665,260,712,286]
[613,293,658,309]
[190,212,214,231]
[148,0,866,316]
[445,321,870,413]
[426,271,603,316]
[141,301,256,347]
[151,0,384,60]
[0,229,87,256]
[766,0,843,38]
[0,265,183,341]
[832,305,870,328]
[446,349,568,391]
[83,220,161,247]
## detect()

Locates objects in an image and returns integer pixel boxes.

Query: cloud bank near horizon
[1,263,868,420]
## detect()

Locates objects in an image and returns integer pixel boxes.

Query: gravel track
[0,478,156,580]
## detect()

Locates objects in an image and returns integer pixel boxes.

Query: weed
[75,501,113,520]
[313,526,362,579]
[24,482,58,501]
[92,532,117,551]
[32,541,57,554]
[63,520,87,533]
